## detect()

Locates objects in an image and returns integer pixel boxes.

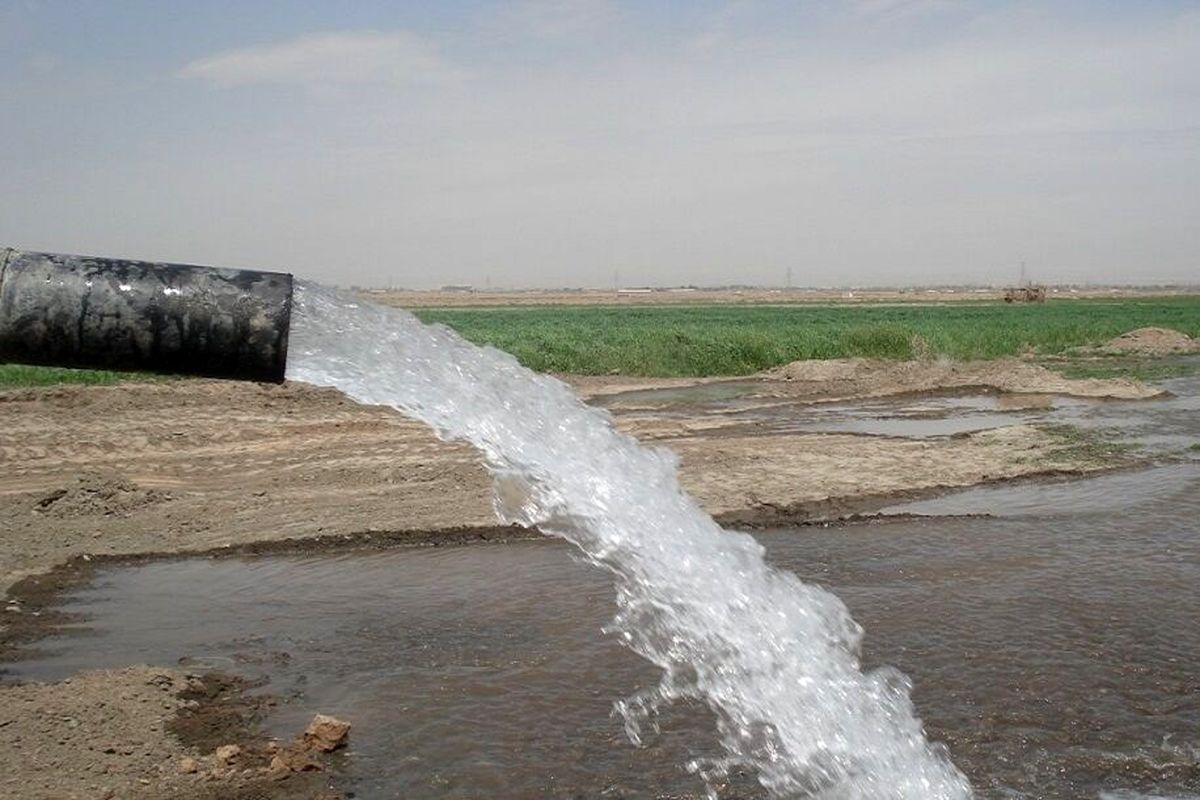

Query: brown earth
[1104,327,1198,355]
[567,357,1165,403]
[0,667,339,800]
[0,360,1162,798]
[760,357,1164,400]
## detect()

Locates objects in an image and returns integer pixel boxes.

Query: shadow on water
[9,461,1200,799]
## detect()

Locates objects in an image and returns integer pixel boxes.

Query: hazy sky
[2,1,1198,288]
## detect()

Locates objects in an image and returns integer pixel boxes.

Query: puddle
[740,395,1043,438]
[596,380,764,410]
[882,462,1200,518]
[600,370,1200,453]
[1045,374,1200,456]
[11,464,1200,800]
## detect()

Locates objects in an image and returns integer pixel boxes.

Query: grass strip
[413,297,1200,376]
[0,364,166,388]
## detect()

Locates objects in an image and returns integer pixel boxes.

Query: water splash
[285,282,972,799]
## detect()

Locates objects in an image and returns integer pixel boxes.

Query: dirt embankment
[0,362,1153,592]
[1103,327,1199,355]
[760,357,1164,400]
[0,381,498,591]
[0,667,340,800]
[0,358,1163,799]
[568,356,1166,401]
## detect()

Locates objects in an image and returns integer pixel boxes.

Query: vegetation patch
[4,297,1197,384]
[1036,423,1138,467]
[0,364,151,388]
[415,297,1200,376]
[1040,355,1200,382]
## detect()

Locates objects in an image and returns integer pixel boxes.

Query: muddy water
[283,284,972,796]
[601,369,1200,456]
[602,384,1062,439]
[12,462,1200,799]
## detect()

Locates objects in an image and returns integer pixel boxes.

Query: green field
[414,297,1200,377]
[0,364,155,388]
[2,297,1197,386]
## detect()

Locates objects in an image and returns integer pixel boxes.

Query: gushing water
[285,282,973,799]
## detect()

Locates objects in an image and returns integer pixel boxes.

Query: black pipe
[0,247,293,383]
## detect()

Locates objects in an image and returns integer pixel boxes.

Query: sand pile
[768,358,871,382]
[764,357,1164,400]
[1104,327,1198,355]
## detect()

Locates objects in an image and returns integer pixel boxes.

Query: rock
[302,714,351,752]
[178,756,200,774]
[214,744,241,764]
[267,746,322,779]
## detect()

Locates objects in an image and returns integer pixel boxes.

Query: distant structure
[1004,260,1046,303]
[1003,285,1046,303]
[439,284,474,292]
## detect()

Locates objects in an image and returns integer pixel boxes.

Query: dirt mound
[34,471,172,518]
[764,357,1163,400]
[1105,327,1198,355]
[766,358,872,382]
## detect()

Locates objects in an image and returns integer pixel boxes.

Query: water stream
[281,283,972,798]
[16,465,1199,798]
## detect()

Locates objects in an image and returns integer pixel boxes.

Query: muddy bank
[570,356,1166,403]
[0,463,1135,671]
[14,472,1198,799]
[0,370,1144,593]
[0,359,1164,799]
[760,357,1164,400]
[0,666,340,800]
[1103,326,1198,355]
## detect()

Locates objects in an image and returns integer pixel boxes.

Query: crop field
[414,297,1200,376]
[2,296,1197,386]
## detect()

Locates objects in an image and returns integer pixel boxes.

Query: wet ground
[7,367,1199,799]
[598,366,1200,456]
[10,456,1199,799]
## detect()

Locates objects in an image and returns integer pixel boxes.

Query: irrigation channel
[11,287,1200,799]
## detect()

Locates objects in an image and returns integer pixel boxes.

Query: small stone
[267,746,321,777]
[266,756,291,781]
[178,757,200,774]
[215,744,241,764]
[302,714,351,752]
